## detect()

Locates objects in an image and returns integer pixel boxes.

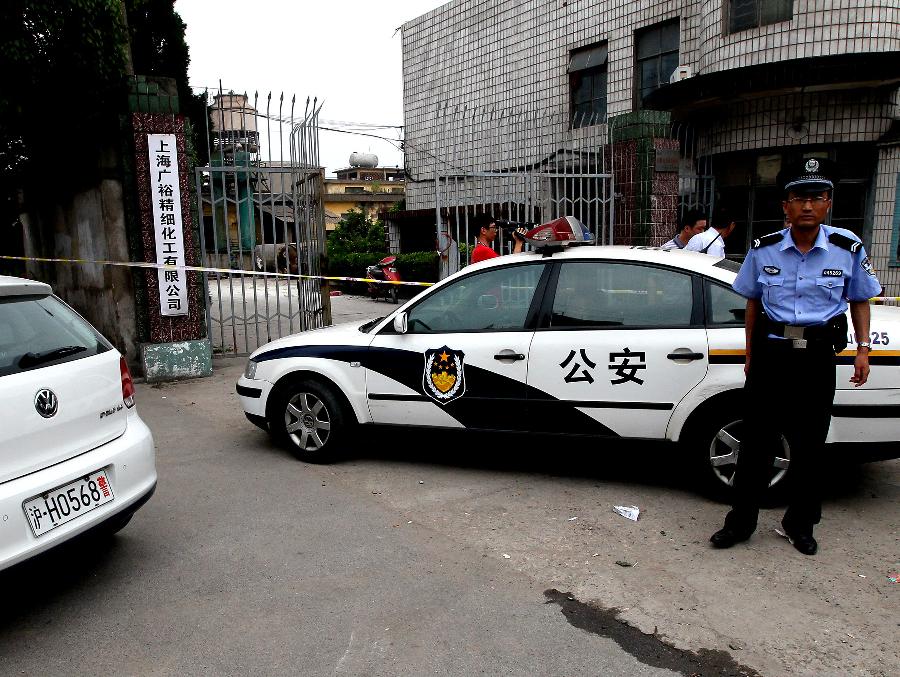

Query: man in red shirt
[471,214,524,263]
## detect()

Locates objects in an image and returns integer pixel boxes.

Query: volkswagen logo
[34,389,58,418]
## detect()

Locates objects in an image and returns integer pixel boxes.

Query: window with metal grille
[635,20,680,108]
[569,43,608,128]
[728,0,792,34]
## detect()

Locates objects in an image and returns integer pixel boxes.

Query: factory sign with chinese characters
[147,133,188,316]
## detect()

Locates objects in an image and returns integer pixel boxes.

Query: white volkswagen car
[0,276,157,572]
[237,242,899,495]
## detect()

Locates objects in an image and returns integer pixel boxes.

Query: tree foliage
[0,0,205,227]
[0,0,128,179]
[326,209,388,258]
[126,0,208,163]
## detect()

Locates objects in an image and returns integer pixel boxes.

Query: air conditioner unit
[669,65,692,83]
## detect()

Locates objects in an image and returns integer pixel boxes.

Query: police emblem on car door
[423,346,466,404]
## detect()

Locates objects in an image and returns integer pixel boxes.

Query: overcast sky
[176,0,448,175]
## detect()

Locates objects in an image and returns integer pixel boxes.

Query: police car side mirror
[393,311,408,334]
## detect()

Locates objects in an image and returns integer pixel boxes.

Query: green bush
[325,251,385,295]
[396,251,439,284]
[323,250,439,296]
[326,209,388,258]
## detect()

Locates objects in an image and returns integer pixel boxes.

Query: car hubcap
[709,420,790,488]
[284,392,331,451]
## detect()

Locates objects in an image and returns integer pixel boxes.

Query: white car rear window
[0,295,110,377]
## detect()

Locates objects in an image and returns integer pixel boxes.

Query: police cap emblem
[778,157,834,193]
[423,346,466,404]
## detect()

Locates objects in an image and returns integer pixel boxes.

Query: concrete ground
[214,293,900,676]
[1,294,896,676]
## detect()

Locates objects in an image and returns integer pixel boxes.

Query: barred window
[729,0,792,34]
[569,43,607,128]
[635,21,680,108]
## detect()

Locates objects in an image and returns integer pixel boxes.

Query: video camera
[492,219,535,241]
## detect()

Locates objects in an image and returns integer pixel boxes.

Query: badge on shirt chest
[763,266,781,275]
[821,269,843,277]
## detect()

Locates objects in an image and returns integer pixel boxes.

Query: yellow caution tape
[0,255,435,287]
[2,254,897,300]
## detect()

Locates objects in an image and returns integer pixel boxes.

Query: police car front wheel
[270,379,349,463]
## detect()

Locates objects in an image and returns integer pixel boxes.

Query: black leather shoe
[782,531,817,556]
[781,519,818,555]
[709,527,751,549]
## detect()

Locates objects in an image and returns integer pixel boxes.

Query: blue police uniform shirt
[732,224,881,325]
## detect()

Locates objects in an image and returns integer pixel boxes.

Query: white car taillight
[120,356,136,408]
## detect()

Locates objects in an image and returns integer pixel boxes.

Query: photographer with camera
[470,213,526,264]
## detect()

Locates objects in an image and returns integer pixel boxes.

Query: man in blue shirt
[710,158,882,556]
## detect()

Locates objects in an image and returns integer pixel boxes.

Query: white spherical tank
[349,152,378,168]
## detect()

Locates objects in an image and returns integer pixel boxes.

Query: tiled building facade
[402,0,900,293]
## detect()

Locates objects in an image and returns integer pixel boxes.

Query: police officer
[709,158,882,556]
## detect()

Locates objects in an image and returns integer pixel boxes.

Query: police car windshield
[714,259,741,273]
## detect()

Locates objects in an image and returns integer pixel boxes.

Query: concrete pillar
[608,111,680,246]
[129,76,211,382]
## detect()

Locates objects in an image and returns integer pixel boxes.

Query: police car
[237,218,900,495]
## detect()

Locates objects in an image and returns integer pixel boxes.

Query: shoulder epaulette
[751,232,784,249]
[828,232,862,253]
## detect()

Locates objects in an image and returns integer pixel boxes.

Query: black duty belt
[761,315,845,350]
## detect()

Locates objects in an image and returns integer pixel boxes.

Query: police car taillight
[523,216,593,246]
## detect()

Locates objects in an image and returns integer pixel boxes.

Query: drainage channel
[544,589,764,677]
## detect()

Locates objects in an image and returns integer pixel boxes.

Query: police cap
[777,157,835,195]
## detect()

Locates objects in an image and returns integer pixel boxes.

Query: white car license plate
[23,469,115,538]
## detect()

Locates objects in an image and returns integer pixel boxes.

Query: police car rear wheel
[271,380,347,463]
[704,418,791,495]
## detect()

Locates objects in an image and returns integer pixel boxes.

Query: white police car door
[367,261,548,430]
[526,260,708,438]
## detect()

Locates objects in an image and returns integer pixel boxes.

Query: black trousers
[724,337,837,536]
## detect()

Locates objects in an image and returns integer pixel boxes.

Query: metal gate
[196,88,329,357]
[432,105,615,271]
[672,122,716,221]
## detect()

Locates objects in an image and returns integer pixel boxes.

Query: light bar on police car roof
[522,216,593,246]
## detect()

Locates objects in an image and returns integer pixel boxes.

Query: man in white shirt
[661,209,707,250]
[685,211,736,257]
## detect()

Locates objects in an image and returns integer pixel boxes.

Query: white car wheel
[270,380,348,463]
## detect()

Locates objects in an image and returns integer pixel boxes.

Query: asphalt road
[0,365,685,677]
[1,295,896,676]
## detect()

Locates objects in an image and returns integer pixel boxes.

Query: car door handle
[494,352,526,361]
[667,351,705,361]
